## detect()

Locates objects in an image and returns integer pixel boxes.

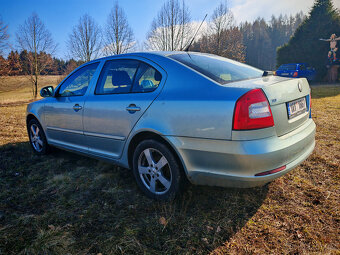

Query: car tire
[133,139,182,200]
[27,118,49,155]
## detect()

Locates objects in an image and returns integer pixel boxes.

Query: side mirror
[40,86,54,97]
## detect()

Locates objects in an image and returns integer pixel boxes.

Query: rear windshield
[168,53,263,84]
[278,64,297,70]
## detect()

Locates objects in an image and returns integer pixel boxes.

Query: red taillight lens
[233,89,274,130]
[293,72,298,77]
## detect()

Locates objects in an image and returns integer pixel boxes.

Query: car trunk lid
[224,76,311,137]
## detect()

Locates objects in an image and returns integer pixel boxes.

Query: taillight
[233,89,274,130]
[293,72,298,77]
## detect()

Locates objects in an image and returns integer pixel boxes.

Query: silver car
[26,52,316,200]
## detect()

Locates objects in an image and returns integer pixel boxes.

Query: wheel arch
[26,113,39,125]
[26,113,47,139]
[127,131,189,180]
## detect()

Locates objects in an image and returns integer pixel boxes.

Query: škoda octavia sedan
[27,52,316,200]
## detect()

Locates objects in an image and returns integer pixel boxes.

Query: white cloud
[229,0,340,24]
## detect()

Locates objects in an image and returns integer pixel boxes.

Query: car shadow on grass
[0,141,268,254]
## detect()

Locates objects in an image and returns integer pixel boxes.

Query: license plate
[287,97,307,119]
[281,73,289,76]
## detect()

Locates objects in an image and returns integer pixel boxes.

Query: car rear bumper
[166,119,316,188]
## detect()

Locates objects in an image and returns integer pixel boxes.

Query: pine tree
[19,50,31,75]
[64,59,80,75]
[7,51,22,75]
[38,52,55,75]
[0,55,9,75]
[277,0,340,81]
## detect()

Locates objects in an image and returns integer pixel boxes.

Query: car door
[44,62,100,151]
[83,58,166,159]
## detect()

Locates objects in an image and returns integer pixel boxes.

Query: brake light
[233,89,274,130]
[293,72,298,77]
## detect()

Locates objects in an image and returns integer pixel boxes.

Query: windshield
[168,53,263,84]
[278,64,297,71]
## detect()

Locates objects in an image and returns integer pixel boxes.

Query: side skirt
[48,142,130,169]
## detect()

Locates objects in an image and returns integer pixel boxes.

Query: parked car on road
[275,63,316,81]
[27,52,316,200]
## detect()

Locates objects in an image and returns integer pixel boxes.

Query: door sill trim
[84,131,125,141]
[47,126,83,135]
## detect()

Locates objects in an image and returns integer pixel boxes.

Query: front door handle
[73,104,82,112]
[126,104,141,113]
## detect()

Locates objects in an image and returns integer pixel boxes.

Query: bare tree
[16,13,57,98]
[209,1,234,55]
[192,1,245,62]
[67,14,102,62]
[103,1,135,56]
[0,16,9,55]
[146,0,192,51]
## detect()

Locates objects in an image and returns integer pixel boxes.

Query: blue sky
[1,0,339,59]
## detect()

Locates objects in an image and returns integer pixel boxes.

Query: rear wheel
[27,119,49,155]
[133,139,182,200]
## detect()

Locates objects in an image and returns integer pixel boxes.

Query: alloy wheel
[138,148,172,195]
[29,123,44,152]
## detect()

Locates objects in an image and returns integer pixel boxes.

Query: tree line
[277,0,340,81]
[241,13,305,70]
[191,11,305,70]
[0,0,310,97]
[0,50,83,76]
[1,1,305,70]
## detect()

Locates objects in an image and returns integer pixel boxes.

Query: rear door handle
[73,104,82,112]
[126,104,141,113]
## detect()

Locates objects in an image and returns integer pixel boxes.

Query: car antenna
[183,14,208,52]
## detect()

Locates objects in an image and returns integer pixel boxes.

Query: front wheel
[132,139,182,200]
[27,119,49,155]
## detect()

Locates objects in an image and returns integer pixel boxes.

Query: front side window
[132,63,162,93]
[95,60,139,94]
[169,53,263,84]
[58,62,99,97]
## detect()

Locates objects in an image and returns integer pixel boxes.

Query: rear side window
[95,60,139,94]
[168,53,263,84]
[58,62,99,97]
[132,63,162,93]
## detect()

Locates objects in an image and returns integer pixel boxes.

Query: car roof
[90,51,205,63]
[70,51,208,78]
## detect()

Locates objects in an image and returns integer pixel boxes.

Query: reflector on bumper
[255,165,286,176]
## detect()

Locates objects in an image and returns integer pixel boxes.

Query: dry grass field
[0,76,339,254]
[0,75,63,104]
